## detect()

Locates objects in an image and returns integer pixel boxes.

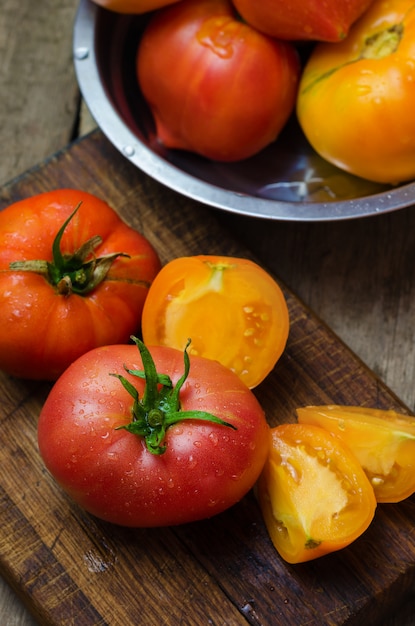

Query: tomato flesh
[256,423,377,563]
[141,255,289,388]
[297,405,415,503]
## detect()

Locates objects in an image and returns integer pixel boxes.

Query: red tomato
[90,0,181,13]
[297,405,415,503]
[0,190,161,380]
[141,255,290,389]
[296,0,415,184]
[231,0,375,42]
[256,423,377,563]
[38,338,270,527]
[136,0,300,161]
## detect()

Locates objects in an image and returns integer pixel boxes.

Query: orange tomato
[141,255,289,389]
[297,0,415,183]
[256,423,377,564]
[90,0,181,13]
[0,190,161,380]
[297,405,415,503]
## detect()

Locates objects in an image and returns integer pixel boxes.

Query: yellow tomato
[141,255,289,389]
[297,0,415,184]
[256,423,376,564]
[90,0,181,14]
[297,405,415,503]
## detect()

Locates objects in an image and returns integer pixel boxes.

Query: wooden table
[1,2,414,624]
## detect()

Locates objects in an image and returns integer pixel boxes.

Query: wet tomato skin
[38,343,270,527]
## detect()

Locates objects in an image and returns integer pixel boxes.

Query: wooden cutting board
[0,130,414,626]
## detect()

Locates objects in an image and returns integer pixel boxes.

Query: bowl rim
[73,0,415,222]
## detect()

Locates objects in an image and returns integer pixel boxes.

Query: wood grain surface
[1,0,415,623]
[0,130,414,626]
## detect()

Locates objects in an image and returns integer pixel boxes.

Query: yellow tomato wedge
[256,423,376,564]
[297,405,415,503]
[141,255,289,389]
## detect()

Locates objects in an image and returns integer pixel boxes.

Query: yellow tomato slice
[256,423,376,564]
[141,255,289,388]
[297,405,415,503]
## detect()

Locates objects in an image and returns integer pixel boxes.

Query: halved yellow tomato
[297,405,415,503]
[141,255,289,389]
[256,423,377,564]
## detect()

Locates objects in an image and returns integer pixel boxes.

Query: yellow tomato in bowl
[297,0,415,184]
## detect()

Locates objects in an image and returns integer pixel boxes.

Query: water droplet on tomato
[197,17,238,59]
[188,455,198,469]
[231,469,246,481]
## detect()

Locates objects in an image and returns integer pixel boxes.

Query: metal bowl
[73,0,415,221]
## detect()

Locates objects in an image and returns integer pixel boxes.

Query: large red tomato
[231,0,375,42]
[0,190,161,380]
[136,0,300,161]
[38,339,270,527]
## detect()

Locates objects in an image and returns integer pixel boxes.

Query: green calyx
[112,337,236,455]
[301,22,404,96]
[361,23,403,60]
[9,203,129,295]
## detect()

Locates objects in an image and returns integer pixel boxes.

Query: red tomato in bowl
[136,0,300,161]
[0,190,161,380]
[230,0,375,42]
[90,0,181,13]
[38,338,270,527]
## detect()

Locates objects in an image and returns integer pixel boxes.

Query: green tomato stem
[113,337,236,455]
[9,202,129,295]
